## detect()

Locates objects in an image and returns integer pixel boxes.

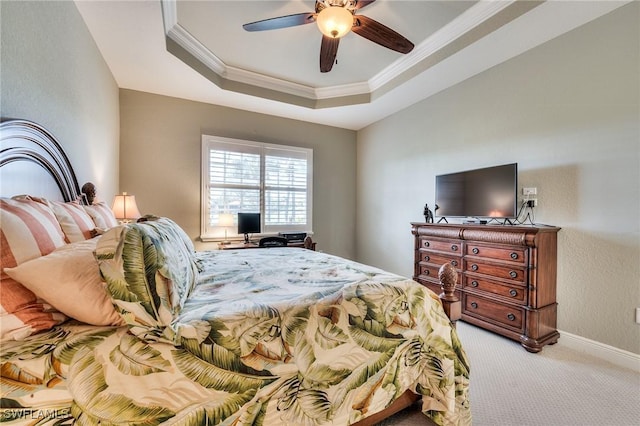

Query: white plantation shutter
[201,136,312,240]
[264,147,308,227]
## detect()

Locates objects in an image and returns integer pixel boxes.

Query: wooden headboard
[0,119,85,203]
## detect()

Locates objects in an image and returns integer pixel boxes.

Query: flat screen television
[435,163,518,221]
[237,212,261,243]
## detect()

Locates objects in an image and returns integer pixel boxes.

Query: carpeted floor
[377,321,640,425]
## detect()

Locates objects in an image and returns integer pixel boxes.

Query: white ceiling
[170,0,476,88]
[75,0,630,130]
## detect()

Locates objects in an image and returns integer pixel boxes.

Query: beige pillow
[83,201,118,229]
[50,200,97,242]
[4,238,124,327]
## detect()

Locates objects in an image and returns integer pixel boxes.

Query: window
[201,135,313,240]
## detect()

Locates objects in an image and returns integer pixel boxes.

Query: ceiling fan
[242,0,414,73]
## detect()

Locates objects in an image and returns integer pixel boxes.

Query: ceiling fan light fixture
[316,6,353,38]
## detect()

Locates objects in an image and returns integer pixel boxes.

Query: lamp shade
[219,213,234,244]
[112,192,141,222]
[316,6,353,38]
[219,213,234,227]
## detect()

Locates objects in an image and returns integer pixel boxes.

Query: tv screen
[237,212,261,242]
[435,163,517,219]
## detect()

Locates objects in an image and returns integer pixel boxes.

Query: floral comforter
[0,248,470,425]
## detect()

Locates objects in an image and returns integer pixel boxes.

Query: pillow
[95,217,198,342]
[50,200,97,242]
[0,197,68,340]
[4,238,124,327]
[83,201,118,229]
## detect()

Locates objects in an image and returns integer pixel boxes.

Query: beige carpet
[377,321,640,425]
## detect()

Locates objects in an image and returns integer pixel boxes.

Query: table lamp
[219,213,234,244]
[112,192,141,223]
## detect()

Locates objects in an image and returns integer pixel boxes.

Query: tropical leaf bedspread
[1,248,470,425]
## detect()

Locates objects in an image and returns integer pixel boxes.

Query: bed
[0,119,471,425]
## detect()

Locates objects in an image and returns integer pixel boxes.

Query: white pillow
[83,201,119,229]
[4,238,124,327]
[50,200,97,242]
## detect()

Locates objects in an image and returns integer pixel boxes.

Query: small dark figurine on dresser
[423,204,434,223]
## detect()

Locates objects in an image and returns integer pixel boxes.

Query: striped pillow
[0,198,68,340]
[50,200,96,242]
[83,201,118,229]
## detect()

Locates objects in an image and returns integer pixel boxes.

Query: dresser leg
[520,331,560,353]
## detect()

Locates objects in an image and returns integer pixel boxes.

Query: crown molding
[370,0,517,91]
[160,0,521,106]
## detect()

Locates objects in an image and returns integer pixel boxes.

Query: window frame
[200,135,313,241]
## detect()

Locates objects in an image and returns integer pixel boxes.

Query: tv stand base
[463,218,487,224]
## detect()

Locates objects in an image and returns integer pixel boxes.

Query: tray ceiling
[76,0,630,130]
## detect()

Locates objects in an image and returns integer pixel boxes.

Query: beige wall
[119,90,357,258]
[0,0,119,199]
[356,3,640,353]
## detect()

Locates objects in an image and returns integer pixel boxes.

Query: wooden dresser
[411,222,560,352]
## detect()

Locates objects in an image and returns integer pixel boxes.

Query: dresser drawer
[418,250,461,268]
[462,276,527,305]
[464,260,526,283]
[463,294,524,332]
[418,264,462,284]
[418,237,462,255]
[465,243,528,265]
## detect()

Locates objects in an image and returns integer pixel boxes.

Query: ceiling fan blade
[351,15,414,54]
[243,12,315,32]
[320,35,340,73]
[353,0,376,10]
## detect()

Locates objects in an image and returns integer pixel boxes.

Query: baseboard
[558,330,640,373]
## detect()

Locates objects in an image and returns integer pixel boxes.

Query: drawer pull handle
[451,245,458,251]
[424,255,430,262]
[424,241,430,247]
[472,247,479,254]
[507,313,516,321]
[471,280,479,287]
[510,289,518,297]
[451,260,458,267]
[471,264,478,271]
[471,302,478,309]
[510,252,518,259]
[509,271,518,278]
[424,270,430,276]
